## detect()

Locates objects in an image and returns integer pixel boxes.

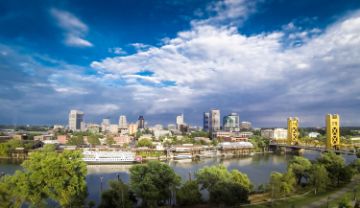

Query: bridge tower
[287,117,299,145]
[326,114,340,150]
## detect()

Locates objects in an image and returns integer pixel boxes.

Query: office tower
[68,110,84,131]
[209,109,220,132]
[118,115,128,129]
[326,114,340,149]
[240,121,252,130]
[287,117,299,145]
[128,123,138,135]
[203,112,210,132]
[101,118,111,132]
[223,113,240,132]
[138,115,145,129]
[176,114,184,129]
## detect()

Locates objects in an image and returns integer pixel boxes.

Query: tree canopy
[176,180,202,206]
[288,156,312,184]
[0,149,87,207]
[129,161,180,207]
[98,180,135,208]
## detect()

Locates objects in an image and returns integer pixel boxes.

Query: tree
[88,135,101,146]
[67,135,84,146]
[176,180,202,206]
[106,137,116,146]
[98,180,134,208]
[130,161,180,207]
[269,169,296,198]
[317,152,348,186]
[288,156,312,185]
[309,164,330,194]
[196,165,251,205]
[0,150,87,207]
[136,138,153,148]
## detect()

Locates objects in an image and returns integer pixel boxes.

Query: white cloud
[51,8,93,47]
[108,47,127,55]
[90,11,360,125]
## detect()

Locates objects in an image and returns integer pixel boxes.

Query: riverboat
[82,151,142,164]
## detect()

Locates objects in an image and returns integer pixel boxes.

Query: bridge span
[269,143,355,155]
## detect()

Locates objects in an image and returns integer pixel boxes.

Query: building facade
[223,113,240,132]
[118,115,128,129]
[138,115,145,129]
[101,118,111,132]
[68,110,84,131]
[240,121,252,130]
[176,114,184,129]
[128,123,138,135]
[203,112,210,132]
[209,109,221,133]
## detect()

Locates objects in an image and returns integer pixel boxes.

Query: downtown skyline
[1,0,360,127]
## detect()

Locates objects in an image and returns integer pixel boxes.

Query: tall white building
[68,110,84,131]
[118,115,128,129]
[210,109,221,132]
[176,114,184,129]
[101,118,111,132]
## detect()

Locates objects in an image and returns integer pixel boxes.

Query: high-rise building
[203,112,210,132]
[209,109,221,132]
[223,113,240,132]
[118,115,128,129]
[101,118,111,132]
[128,123,138,135]
[240,121,252,130]
[176,114,184,129]
[68,110,84,131]
[138,116,145,129]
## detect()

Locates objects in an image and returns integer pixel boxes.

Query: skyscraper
[101,118,111,132]
[68,110,84,131]
[176,114,184,129]
[209,109,220,132]
[223,113,240,132]
[138,115,145,129]
[203,112,210,132]
[118,115,128,129]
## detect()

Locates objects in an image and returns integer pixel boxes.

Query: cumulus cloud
[90,10,360,126]
[51,8,93,47]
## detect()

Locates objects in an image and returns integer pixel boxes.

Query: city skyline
[1,0,360,127]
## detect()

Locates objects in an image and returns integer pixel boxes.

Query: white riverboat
[83,151,141,164]
[173,154,192,160]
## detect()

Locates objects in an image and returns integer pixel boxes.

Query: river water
[0,151,357,205]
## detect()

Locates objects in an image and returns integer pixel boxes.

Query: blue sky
[0,0,360,127]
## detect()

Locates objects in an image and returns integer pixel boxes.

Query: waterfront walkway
[301,176,360,208]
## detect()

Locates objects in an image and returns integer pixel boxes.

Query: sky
[0,0,360,127]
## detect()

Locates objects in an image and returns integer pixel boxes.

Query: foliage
[176,180,202,206]
[136,138,154,148]
[269,169,296,198]
[98,180,134,208]
[249,135,269,152]
[0,139,26,157]
[87,135,101,145]
[130,161,180,207]
[0,150,87,207]
[67,135,84,146]
[189,131,209,138]
[317,152,350,186]
[288,156,312,184]
[309,164,330,194]
[338,197,352,208]
[106,136,116,146]
[196,165,251,205]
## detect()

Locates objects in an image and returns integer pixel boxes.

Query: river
[0,151,357,205]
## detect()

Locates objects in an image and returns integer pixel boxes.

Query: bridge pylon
[287,117,299,145]
[326,114,340,150]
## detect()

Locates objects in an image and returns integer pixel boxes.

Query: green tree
[288,156,312,185]
[67,135,84,146]
[176,180,202,206]
[269,169,296,198]
[136,138,154,148]
[338,197,352,208]
[130,161,180,207]
[98,180,134,208]
[196,165,251,205]
[106,136,116,146]
[309,164,330,194]
[0,150,87,207]
[317,152,350,186]
[88,135,101,146]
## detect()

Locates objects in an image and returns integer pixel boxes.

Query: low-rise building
[113,135,131,145]
[109,125,119,134]
[154,130,171,139]
[261,128,287,140]
[57,135,69,144]
[223,137,249,142]
[308,132,321,138]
